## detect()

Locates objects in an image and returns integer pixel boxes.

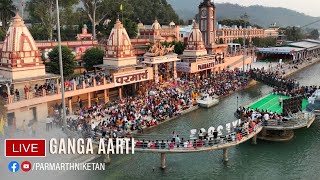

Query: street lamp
[56,0,67,130]
[241,13,249,72]
[241,13,249,87]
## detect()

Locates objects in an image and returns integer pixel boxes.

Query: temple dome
[169,21,176,27]
[0,12,45,80]
[105,19,135,59]
[137,21,144,29]
[104,19,137,67]
[151,19,161,30]
[186,21,206,51]
[2,12,38,53]
[183,20,207,56]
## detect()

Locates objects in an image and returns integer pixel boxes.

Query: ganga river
[65,63,320,180]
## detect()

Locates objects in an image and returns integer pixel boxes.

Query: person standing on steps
[279,96,283,106]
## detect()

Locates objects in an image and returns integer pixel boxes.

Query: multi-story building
[216,26,265,44]
[199,0,265,46]
[138,20,180,43]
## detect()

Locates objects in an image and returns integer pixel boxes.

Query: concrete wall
[9,102,48,128]
[0,66,46,80]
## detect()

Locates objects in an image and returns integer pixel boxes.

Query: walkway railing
[262,111,315,130]
[4,76,113,105]
[91,125,262,153]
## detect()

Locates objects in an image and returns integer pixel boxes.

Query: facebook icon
[8,161,20,172]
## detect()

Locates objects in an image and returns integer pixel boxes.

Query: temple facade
[99,19,154,99]
[0,12,59,126]
[0,12,45,80]
[0,16,155,127]
[177,21,224,78]
[138,19,180,43]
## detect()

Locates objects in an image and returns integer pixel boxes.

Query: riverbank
[58,57,320,172]
[95,58,320,138]
[283,58,320,78]
[60,60,320,180]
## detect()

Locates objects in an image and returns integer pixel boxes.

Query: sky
[215,0,320,17]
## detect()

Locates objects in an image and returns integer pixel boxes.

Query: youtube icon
[21,161,32,172]
[5,139,46,157]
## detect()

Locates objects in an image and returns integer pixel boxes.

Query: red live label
[5,139,46,157]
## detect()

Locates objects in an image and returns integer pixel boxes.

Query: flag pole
[21,0,24,20]
[121,3,124,24]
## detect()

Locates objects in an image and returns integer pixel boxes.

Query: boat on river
[197,93,219,108]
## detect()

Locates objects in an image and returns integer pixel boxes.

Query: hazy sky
[215,0,320,17]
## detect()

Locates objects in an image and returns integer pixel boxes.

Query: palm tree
[0,0,16,30]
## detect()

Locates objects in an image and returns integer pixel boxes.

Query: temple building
[177,21,223,78]
[76,24,93,40]
[96,19,154,99]
[0,16,154,127]
[138,19,180,43]
[0,12,59,125]
[142,40,179,83]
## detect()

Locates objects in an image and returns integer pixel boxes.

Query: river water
[66,62,320,180]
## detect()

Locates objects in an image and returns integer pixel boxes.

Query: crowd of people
[0,71,113,102]
[120,116,259,150]
[178,69,249,99]
[3,56,315,147]
[273,85,320,99]
[250,68,298,91]
[60,69,254,147]
[237,106,283,122]
[65,81,197,139]
[64,71,112,91]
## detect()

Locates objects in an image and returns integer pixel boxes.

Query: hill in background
[13,0,320,29]
[167,0,320,29]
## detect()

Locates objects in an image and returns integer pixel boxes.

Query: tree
[162,41,186,55]
[27,0,79,40]
[252,37,277,47]
[124,19,138,38]
[0,28,6,41]
[0,0,15,30]
[47,46,76,77]
[80,0,183,40]
[219,38,224,44]
[27,0,55,40]
[283,26,305,41]
[130,0,183,25]
[28,24,49,40]
[218,19,262,29]
[308,29,319,40]
[81,0,110,40]
[82,47,104,71]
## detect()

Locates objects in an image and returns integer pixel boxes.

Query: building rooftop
[12,74,60,84]
[256,47,304,54]
[288,41,320,48]
[303,39,320,44]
